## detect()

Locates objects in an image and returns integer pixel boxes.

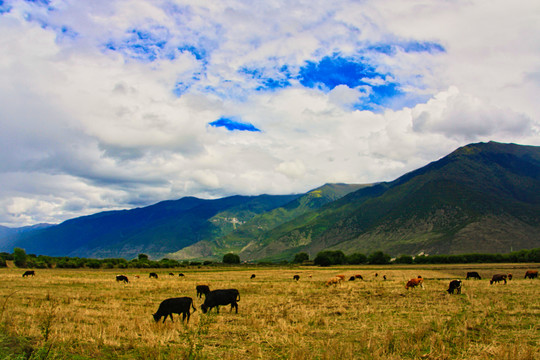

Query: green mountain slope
[243,142,540,261]
[168,183,367,260]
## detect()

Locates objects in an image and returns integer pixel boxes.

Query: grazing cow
[354,274,363,280]
[335,274,346,281]
[149,272,158,279]
[383,275,387,281]
[490,274,507,285]
[116,275,129,283]
[348,276,356,281]
[179,273,185,277]
[153,297,196,323]
[325,277,343,287]
[169,273,174,276]
[507,273,512,281]
[134,275,140,279]
[447,280,462,294]
[250,274,256,279]
[374,273,378,278]
[524,270,538,279]
[201,289,240,314]
[196,285,210,299]
[405,277,424,290]
[466,271,481,280]
[22,270,35,277]
[293,275,300,281]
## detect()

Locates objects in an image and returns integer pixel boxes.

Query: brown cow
[524,270,538,279]
[335,274,346,281]
[405,277,424,290]
[325,277,343,287]
[490,274,507,285]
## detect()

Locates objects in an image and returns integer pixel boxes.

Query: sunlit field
[0,264,538,359]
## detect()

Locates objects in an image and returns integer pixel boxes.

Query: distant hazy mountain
[236,141,540,261]
[1,142,538,261]
[0,195,300,259]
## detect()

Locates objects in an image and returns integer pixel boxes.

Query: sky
[1,0,539,227]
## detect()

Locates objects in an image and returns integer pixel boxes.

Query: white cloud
[0,0,539,227]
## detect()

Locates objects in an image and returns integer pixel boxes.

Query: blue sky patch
[209,117,261,132]
[368,41,445,56]
[0,1,11,14]
[239,66,292,92]
[105,26,171,62]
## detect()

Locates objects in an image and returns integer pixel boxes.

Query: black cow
[250,274,256,279]
[383,275,387,281]
[348,276,355,281]
[153,297,196,323]
[524,270,538,279]
[169,273,174,276]
[466,271,481,280]
[22,270,35,277]
[293,275,300,281]
[149,272,158,279]
[354,274,363,280]
[179,273,185,277]
[196,285,210,298]
[201,289,240,314]
[490,274,507,285]
[116,275,129,283]
[507,273,513,281]
[447,280,462,294]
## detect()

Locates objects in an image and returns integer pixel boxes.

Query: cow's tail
[236,292,241,302]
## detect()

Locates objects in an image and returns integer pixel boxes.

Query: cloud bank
[0,0,539,226]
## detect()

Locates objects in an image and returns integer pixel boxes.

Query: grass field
[0,264,538,359]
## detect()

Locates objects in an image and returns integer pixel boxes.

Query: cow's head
[201,304,208,313]
[152,313,161,322]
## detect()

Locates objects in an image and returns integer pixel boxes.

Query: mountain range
[1,141,539,261]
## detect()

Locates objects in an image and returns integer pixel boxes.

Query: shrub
[292,252,309,264]
[223,253,240,264]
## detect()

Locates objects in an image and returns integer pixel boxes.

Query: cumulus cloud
[0,0,539,227]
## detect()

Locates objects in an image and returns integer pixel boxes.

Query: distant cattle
[524,270,538,279]
[335,275,346,281]
[293,275,300,281]
[153,297,196,323]
[466,271,481,280]
[116,275,129,284]
[374,273,379,278]
[507,273,512,281]
[169,273,174,276]
[22,270,35,277]
[134,275,140,279]
[325,277,343,287]
[250,274,256,279]
[196,285,210,298]
[348,276,356,281]
[490,274,507,285]
[447,280,462,294]
[354,274,363,280]
[405,277,424,290]
[179,273,185,277]
[383,275,387,281]
[149,273,158,279]
[201,289,240,314]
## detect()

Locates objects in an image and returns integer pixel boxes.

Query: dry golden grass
[0,264,538,359]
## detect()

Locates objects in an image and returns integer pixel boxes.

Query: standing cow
[153,297,196,323]
[196,285,210,298]
[466,271,481,280]
[149,273,158,279]
[490,274,507,285]
[524,270,538,279]
[116,275,129,283]
[201,289,240,314]
[447,280,462,294]
[405,277,424,290]
[22,270,35,277]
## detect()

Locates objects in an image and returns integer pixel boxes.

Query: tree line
[1,247,538,269]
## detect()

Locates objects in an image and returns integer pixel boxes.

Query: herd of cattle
[21,268,538,324]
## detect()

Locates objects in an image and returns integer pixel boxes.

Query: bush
[368,251,391,265]
[223,253,240,264]
[13,248,27,268]
[292,252,309,264]
[314,250,346,266]
[347,253,367,264]
[394,255,413,264]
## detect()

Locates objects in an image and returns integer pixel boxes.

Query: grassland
[0,264,538,359]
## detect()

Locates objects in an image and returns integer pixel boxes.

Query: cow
[490,274,507,285]
[169,273,174,276]
[348,276,356,281]
[325,277,343,287]
[201,289,240,314]
[447,280,462,294]
[466,271,481,280]
[524,270,538,279]
[335,274,346,281]
[149,272,158,279]
[134,275,140,279]
[383,275,387,281]
[196,285,210,299]
[153,297,196,323]
[22,270,35,277]
[116,275,129,284]
[405,277,424,290]
[507,273,512,281]
[179,273,185,277]
[250,274,256,279]
[354,274,363,280]
[293,275,300,281]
